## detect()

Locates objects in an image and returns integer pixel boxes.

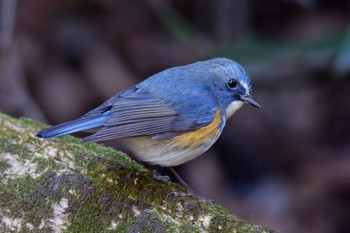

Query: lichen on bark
[0,112,277,233]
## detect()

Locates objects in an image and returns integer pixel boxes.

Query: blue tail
[36,112,110,139]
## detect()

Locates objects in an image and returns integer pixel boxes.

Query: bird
[36,58,261,198]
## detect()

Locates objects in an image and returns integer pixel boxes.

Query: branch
[0,112,276,233]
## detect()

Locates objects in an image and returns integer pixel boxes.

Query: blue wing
[37,83,217,142]
[82,86,217,143]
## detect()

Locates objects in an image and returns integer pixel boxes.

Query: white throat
[226,101,244,118]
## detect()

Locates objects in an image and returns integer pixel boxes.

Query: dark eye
[228,79,238,88]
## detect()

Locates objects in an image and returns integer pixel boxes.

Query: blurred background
[1,0,350,232]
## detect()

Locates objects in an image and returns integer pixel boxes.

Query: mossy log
[0,112,276,233]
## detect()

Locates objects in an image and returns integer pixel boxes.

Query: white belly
[123,131,221,167]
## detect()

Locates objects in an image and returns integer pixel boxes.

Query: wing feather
[82,86,216,143]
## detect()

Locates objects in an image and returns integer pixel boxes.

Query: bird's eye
[228,79,238,88]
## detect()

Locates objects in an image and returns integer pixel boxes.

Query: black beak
[240,94,261,108]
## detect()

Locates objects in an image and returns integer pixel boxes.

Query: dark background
[1,0,350,232]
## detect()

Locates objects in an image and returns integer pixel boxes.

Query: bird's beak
[240,94,261,108]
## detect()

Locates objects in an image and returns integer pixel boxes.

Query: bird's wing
[82,86,217,143]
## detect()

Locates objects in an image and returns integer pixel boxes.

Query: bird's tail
[36,114,109,139]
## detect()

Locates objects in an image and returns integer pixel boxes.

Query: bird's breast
[172,108,223,148]
[124,108,224,167]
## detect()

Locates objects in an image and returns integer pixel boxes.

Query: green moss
[18,116,44,130]
[115,213,168,232]
[0,174,59,225]
[0,112,277,233]
[35,156,60,172]
[0,160,10,172]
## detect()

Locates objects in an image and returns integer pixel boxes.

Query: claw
[151,170,171,182]
[165,191,214,203]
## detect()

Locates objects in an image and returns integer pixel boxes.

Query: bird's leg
[147,165,213,203]
[167,167,213,203]
[168,167,194,194]
[140,162,171,182]
[150,169,171,182]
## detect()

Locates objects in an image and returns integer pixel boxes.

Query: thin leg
[168,167,195,195]
[168,167,213,203]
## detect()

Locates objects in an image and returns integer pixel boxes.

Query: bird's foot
[151,169,171,182]
[190,193,214,203]
[166,191,214,203]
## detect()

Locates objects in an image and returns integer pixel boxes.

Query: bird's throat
[226,101,244,118]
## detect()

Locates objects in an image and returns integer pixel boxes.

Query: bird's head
[209,58,261,118]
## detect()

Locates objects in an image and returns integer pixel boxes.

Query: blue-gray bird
[36,58,260,197]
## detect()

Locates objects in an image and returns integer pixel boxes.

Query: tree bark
[0,112,276,233]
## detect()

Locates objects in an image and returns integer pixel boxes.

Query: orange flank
[174,109,222,148]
